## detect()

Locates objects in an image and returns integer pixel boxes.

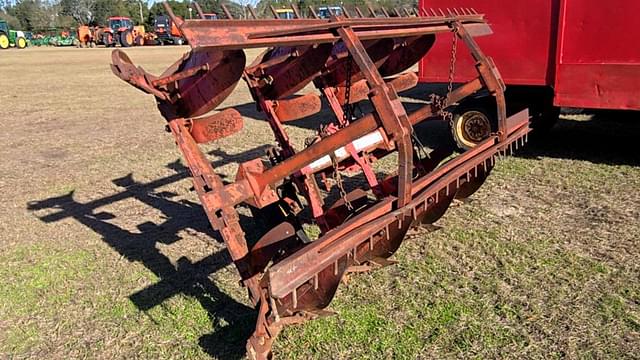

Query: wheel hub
[461,111,491,142]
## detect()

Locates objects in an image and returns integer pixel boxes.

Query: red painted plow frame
[111,5,529,359]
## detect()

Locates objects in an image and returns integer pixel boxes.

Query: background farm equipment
[49,30,77,46]
[98,16,145,47]
[111,3,529,359]
[153,14,185,45]
[0,20,27,49]
[77,25,97,47]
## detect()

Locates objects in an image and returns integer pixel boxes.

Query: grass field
[0,46,638,359]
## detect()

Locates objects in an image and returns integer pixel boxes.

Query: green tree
[0,11,21,29]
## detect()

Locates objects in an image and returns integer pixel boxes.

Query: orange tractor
[98,16,145,47]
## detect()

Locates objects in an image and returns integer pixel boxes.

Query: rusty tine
[308,5,318,19]
[269,4,279,19]
[439,8,446,17]
[354,6,364,18]
[342,6,351,18]
[453,8,461,15]
[367,4,376,17]
[246,5,257,19]
[221,3,233,19]
[381,6,390,17]
[291,3,301,19]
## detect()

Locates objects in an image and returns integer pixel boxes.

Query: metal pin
[313,274,319,290]
[334,260,339,275]
[369,236,374,250]
[292,288,298,308]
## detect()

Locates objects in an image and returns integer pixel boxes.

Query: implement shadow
[26,145,272,359]
[517,111,640,166]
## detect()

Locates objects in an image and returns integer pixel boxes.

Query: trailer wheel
[0,33,9,50]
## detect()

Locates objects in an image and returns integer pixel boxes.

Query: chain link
[331,155,353,211]
[431,27,459,123]
[330,55,356,211]
[342,55,354,125]
[447,27,459,99]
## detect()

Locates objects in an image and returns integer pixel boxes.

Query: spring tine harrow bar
[111,3,530,359]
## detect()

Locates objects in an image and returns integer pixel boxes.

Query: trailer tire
[0,33,9,50]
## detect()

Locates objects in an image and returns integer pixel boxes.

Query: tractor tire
[103,33,113,47]
[119,30,134,47]
[16,36,27,49]
[0,33,9,50]
[134,35,144,46]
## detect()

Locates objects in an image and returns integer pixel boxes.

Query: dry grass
[0,46,638,359]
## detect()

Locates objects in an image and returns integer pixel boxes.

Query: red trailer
[419,0,640,148]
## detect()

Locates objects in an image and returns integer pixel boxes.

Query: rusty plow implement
[111,4,529,359]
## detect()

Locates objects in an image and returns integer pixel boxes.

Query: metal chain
[331,155,353,211]
[431,27,459,123]
[329,54,355,211]
[342,55,354,125]
[446,27,459,99]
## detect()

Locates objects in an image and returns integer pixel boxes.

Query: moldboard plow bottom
[111,3,530,359]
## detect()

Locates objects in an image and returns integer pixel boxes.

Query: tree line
[0,0,417,32]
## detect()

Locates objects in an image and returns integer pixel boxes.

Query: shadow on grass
[26,146,274,359]
[518,110,640,166]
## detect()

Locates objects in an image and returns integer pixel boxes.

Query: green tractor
[0,20,27,49]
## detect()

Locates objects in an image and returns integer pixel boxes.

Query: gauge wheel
[450,107,495,151]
